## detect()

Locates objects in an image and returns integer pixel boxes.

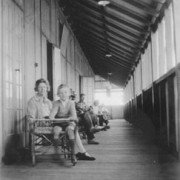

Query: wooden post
[175,65,180,157]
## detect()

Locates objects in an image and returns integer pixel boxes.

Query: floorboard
[1,119,180,180]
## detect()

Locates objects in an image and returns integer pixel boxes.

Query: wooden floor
[1,119,180,180]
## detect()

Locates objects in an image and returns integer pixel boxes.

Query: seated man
[76,94,99,144]
[101,105,110,127]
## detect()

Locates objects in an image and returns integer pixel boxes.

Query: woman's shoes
[76,152,96,161]
[87,140,99,144]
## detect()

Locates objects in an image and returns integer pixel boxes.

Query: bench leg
[31,133,36,166]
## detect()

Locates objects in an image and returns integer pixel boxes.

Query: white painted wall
[0,0,3,162]
[125,2,177,99]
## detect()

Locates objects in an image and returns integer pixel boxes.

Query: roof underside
[58,0,169,87]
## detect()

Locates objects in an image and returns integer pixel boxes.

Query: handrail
[33,118,70,122]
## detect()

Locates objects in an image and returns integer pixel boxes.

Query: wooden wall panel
[154,84,161,132]
[60,54,67,84]
[168,75,176,151]
[61,25,69,57]
[143,88,153,121]
[51,0,56,45]
[75,71,80,100]
[70,38,74,67]
[142,46,152,90]
[67,62,71,87]
[41,35,47,79]
[165,4,176,70]
[0,0,3,159]
[160,82,168,145]
[137,94,142,110]
[24,0,36,101]
[158,20,167,77]
[41,0,50,40]
[2,0,25,149]
[134,62,142,95]
[35,0,42,79]
[173,0,180,63]
[53,47,61,100]
[151,31,159,81]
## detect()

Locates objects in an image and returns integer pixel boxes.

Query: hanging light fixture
[98,1,110,6]
[105,53,112,58]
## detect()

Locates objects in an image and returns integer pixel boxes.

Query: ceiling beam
[72,16,143,44]
[82,0,149,24]
[117,0,159,15]
[80,42,133,68]
[74,18,140,44]
[70,8,145,39]
[76,25,140,51]
[77,28,139,53]
[78,35,135,60]
[78,34,135,58]
[75,22,140,48]
[71,0,147,31]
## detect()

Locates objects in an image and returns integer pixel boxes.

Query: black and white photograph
[0,0,180,179]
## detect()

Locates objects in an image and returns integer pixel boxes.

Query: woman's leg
[75,130,95,160]
[75,130,86,153]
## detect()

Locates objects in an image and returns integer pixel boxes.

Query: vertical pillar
[0,0,3,162]
[176,65,180,157]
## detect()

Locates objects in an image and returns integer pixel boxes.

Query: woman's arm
[27,99,36,121]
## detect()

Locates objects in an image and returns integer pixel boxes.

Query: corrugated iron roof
[58,0,170,87]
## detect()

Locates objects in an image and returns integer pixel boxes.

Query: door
[2,0,25,149]
[47,41,53,101]
[53,47,61,100]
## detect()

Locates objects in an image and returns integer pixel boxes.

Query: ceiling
[58,0,170,87]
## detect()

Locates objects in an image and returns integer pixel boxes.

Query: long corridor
[1,119,180,180]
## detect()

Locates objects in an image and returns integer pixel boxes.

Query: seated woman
[27,79,95,163]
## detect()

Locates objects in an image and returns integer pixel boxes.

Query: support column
[0,0,3,162]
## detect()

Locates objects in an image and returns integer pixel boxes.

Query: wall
[106,106,124,119]
[0,0,3,162]
[59,24,94,101]
[0,0,94,162]
[124,1,180,157]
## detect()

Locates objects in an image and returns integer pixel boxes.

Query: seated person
[92,100,110,130]
[101,105,110,127]
[69,94,76,101]
[76,94,99,144]
[87,106,107,131]
[27,79,95,162]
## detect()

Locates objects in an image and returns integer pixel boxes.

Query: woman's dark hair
[34,78,50,92]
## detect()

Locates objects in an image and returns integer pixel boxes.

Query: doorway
[47,41,53,101]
